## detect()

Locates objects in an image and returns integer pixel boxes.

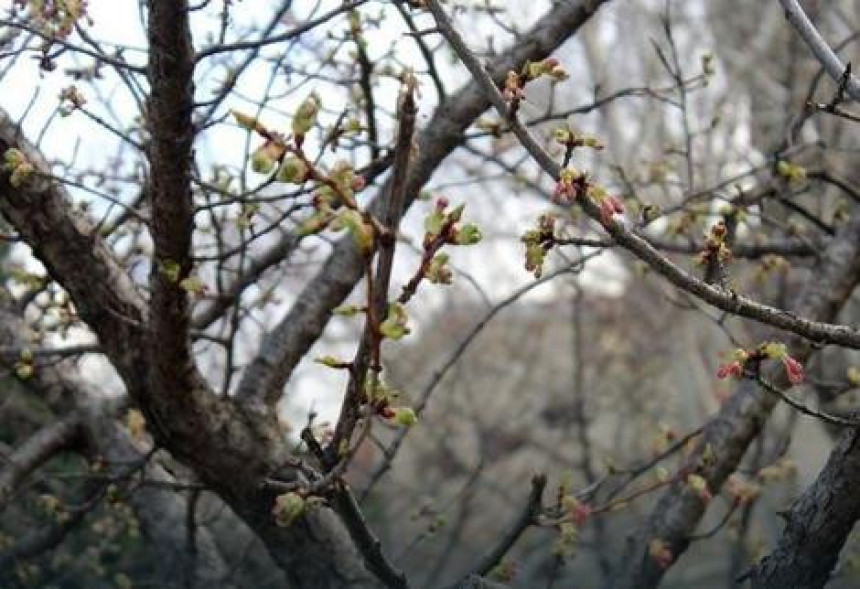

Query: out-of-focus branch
[0,305,238,586]
[778,0,860,101]
[0,480,105,572]
[0,413,84,511]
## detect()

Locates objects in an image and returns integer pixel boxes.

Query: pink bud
[783,356,804,385]
[352,175,366,191]
[573,503,591,527]
[599,199,617,226]
[717,361,743,379]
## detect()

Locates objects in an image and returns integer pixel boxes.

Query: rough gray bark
[747,427,860,588]
[603,209,860,589]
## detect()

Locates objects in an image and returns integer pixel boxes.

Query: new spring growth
[502,70,526,104]
[295,162,367,238]
[365,380,417,427]
[717,342,804,385]
[422,197,482,248]
[14,348,34,380]
[587,184,625,227]
[686,474,712,503]
[561,495,592,528]
[272,492,305,528]
[400,197,481,303]
[14,0,91,41]
[3,148,35,188]
[503,58,568,108]
[59,85,86,115]
[521,213,557,278]
[251,140,286,174]
[649,539,674,569]
[231,110,288,174]
[726,474,761,506]
[425,253,452,285]
[552,167,586,204]
[525,57,569,83]
[553,522,579,558]
[331,209,374,253]
[379,302,410,340]
[292,93,321,143]
[276,156,310,184]
[777,160,807,186]
[763,342,805,385]
[554,127,604,151]
[697,220,732,266]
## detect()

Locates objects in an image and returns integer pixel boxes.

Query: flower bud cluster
[717,342,804,385]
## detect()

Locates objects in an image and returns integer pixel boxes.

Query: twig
[453,474,546,584]
[327,80,418,467]
[778,0,860,101]
[754,375,860,427]
[333,481,411,589]
[425,0,860,350]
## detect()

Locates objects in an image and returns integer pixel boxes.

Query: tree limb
[235,0,611,407]
[601,210,860,589]
[778,0,860,101]
[0,412,84,512]
[0,109,147,382]
[426,0,860,350]
[145,0,199,416]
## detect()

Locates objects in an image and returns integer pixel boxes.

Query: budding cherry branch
[1,1,860,589]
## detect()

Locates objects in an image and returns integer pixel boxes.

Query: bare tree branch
[457,474,547,585]
[235,0,611,408]
[145,0,200,417]
[0,412,84,511]
[602,210,860,589]
[778,0,860,101]
[0,110,147,381]
[328,83,418,466]
[426,0,860,350]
